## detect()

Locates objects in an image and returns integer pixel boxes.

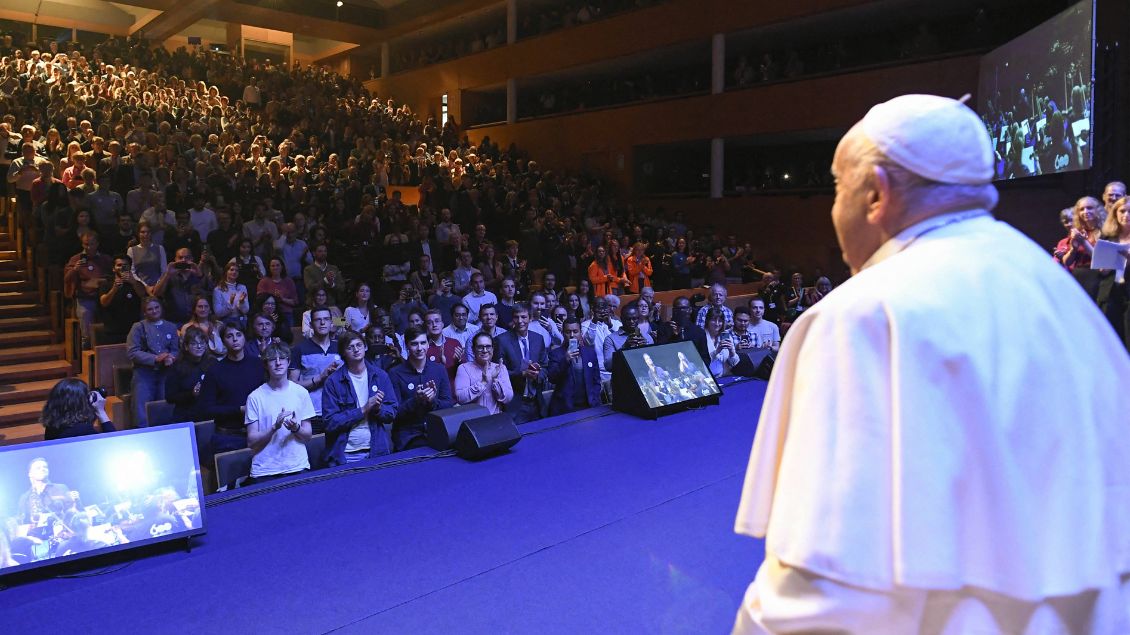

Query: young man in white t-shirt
[747,298,781,351]
[245,342,316,483]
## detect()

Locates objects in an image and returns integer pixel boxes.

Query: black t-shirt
[101,282,143,342]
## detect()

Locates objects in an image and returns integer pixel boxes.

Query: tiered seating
[0,216,72,445]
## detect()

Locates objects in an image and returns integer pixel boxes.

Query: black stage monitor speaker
[425,404,490,451]
[453,412,521,460]
[611,340,721,420]
[731,348,774,378]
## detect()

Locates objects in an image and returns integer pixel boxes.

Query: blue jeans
[393,423,427,452]
[369,422,393,456]
[131,366,166,427]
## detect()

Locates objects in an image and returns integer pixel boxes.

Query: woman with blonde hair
[624,241,653,294]
[1056,196,1104,298]
[1056,196,1102,271]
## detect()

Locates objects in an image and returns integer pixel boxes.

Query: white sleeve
[295,385,316,422]
[244,391,261,426]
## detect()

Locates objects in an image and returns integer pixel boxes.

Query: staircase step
[0,303,43,318]
[0,250,16,260]
[0,316,51,332]
[0,290,37,303]
[0,268,29,281]
[0,279,34,292]
[0,330,53,348]
[0,419,46,446]
[0,259,24,271]
[0,360,71,383]
[0,344,65,364]
[0,379,60,405]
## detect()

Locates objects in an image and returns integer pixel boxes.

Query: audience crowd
[385,0,670,75]
[522,60,708,119]
[1054,183,1130,352]
[5,29,1125,492]
[726,12,994,92]
[518,0,665,40]
[2,33,833,486]
[389,21,507,75]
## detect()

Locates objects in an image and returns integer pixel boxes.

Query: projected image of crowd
[976,0,1094,180]
[0,443,201,570]
[1,33,835,494]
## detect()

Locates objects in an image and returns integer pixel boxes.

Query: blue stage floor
[0,379,767,634]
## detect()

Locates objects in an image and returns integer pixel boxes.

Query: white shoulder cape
[735,213,1130,600]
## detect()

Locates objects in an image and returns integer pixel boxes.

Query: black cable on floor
[55,561,136,578]
[205,449,457,508]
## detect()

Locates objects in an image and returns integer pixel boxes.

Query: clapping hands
[416,380,438,403]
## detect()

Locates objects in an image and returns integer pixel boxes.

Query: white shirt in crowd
[582,318,621,379]
[345,369,372,453]
[442,323,474,352]
[461,290,497,325]
[245,380,316,478]
[188,206,218,241]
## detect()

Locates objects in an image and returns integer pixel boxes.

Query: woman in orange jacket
[588,245,619,297]
[624,242,653,294]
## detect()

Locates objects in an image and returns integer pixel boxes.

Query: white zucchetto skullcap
[858,94,993,185]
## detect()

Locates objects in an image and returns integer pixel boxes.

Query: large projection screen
[0,423,205,576]
[977,0,1094,181]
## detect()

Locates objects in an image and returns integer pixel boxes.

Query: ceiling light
[336,1,343,6]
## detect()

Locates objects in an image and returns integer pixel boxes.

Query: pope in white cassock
[732,94,1130,634]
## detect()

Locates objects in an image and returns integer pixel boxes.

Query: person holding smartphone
[99,254,146,345]
[546,318,602,416]
[694,307,736,377]
[364,323,401,371]
[151,247,205,324]
[527,291,563,349]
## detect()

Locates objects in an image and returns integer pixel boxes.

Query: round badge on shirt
[587,361,593,368]
[429,356,436,361]
[371,385,378,392]
[407,383,415,390]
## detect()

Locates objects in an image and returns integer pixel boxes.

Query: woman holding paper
[1096,197,1130,349]
[1057,197,1102,269]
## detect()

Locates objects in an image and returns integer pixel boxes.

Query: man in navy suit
[546,318,602,416]
[493,303,547,423]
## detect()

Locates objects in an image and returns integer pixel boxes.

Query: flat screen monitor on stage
[611,341,721,419]
[976,0,1094,181]
[0,423,205,576]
